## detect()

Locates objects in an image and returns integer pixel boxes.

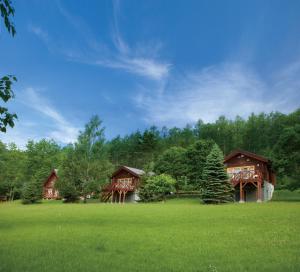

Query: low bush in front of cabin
[138,174,176,202]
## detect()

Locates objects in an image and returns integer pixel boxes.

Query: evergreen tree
[202,144,234,204]
[21,181,42,204]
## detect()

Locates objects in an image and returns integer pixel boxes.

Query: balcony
[230,170,262,187]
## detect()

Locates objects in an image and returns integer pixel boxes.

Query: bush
[21,181,42,204]
[56,180,79,203]
[276,176,300,191]
[138,174,176,202]
[272,189,300,201]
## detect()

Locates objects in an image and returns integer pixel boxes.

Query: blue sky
[1,0,300,148]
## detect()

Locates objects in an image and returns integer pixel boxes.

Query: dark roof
[112,166,145,178]
[224,149,270,163]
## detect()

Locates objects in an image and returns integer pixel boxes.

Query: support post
[111,190,114,203]
[257,182,262,202]
[239,181,244,203]
[118,191,122,203]
[123,191,127,204]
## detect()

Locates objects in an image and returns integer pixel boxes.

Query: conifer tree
[21,181,42,204]
[202,144,234,204]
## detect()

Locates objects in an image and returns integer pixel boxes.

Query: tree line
[0,109,299,202]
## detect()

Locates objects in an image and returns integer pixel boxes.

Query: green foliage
[272,189,300,202]
[0,108,300,201]
[0,75,17,132]
[0,142,26,200]
[185,139,215,188]
[58,116,113,202]
[0,1,17,133]
[154,140,214,190]
[138,174,176,202]
[21,181,42,204]
[0,0,16,36]
[56,179,79,203]
[202,144,234,204]
[25,139,62,184]
[154,146,187,183]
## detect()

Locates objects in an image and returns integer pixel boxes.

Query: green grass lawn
[0,200,299,272]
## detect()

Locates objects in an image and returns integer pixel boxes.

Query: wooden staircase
[101,183,114,202]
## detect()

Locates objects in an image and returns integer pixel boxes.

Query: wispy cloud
[23,88,79,143]
[134,62,300,126]
[28,0,170,81]
[28,24,49,42]
[107,0,171,80]
[0,87,80,148]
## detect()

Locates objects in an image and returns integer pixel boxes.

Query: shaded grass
[0,200,299,272]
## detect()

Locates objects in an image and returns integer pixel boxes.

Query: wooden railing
[230,170,262,186]
[101,181,136,202]
[102,182,136,192]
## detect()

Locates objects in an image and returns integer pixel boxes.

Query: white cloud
[134,62,300,126]
[23,88,79,143]
[95,57,170,81]
[107,0,171,80]
[0,88,80,148]
[28,24,49,41]
[29,1,171,81]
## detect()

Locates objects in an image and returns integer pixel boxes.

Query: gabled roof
[123,166,145,176]
[112,166,145,178]
[43,169,59,186]
[224,149,270,163]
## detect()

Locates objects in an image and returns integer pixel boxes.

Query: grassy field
[0,199,299,272]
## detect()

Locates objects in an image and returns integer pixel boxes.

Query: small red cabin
[43,169,59,199]
[102,166,144,203]
[224,149,275,202]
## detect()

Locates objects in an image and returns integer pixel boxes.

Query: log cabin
[43,169,59,199]
[102,166,145,203]
[224,149,275,202]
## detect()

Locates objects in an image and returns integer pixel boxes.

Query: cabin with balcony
[224,150,275,202]
[102,166,145,203]
[43,169,59,199]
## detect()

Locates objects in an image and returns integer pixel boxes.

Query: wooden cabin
[43,169,59,199]
[224,150,275,202]
[102,166,145,203]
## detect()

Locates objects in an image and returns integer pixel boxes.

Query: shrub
[56,180,79,203]
[138,174,176,202]
[21,181,42,204]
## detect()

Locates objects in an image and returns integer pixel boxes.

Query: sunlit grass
[0,200,299,272]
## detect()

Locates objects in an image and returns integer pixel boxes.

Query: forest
[0,108,299,201]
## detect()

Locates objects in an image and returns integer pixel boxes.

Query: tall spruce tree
[202,144,234,204]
